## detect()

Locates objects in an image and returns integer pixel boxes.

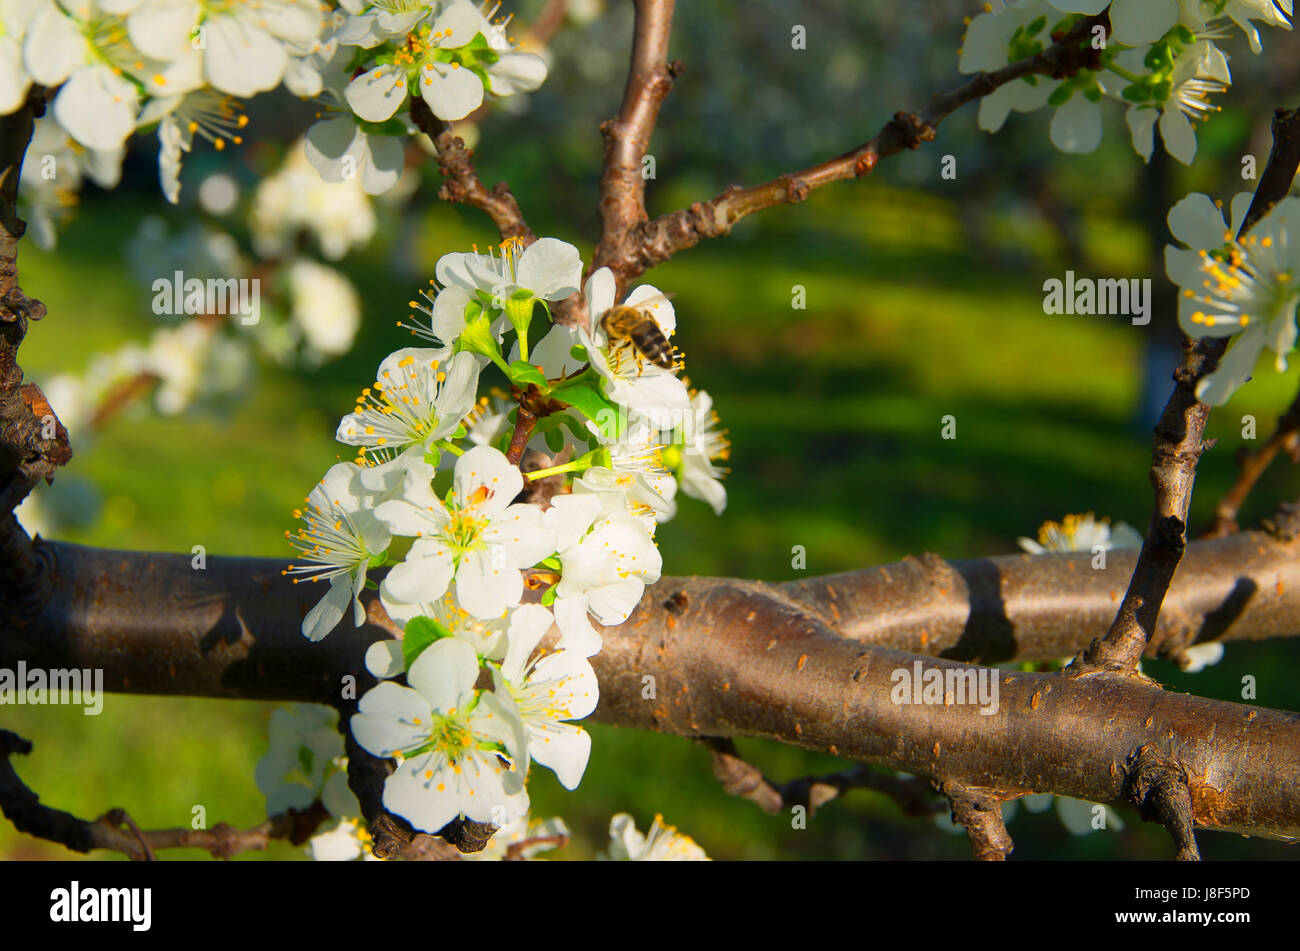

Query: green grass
[3,180,1298,860]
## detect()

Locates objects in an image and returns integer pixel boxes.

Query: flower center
[282,498,368,582]
[1186,232,1300,330]
[444,507,489,554]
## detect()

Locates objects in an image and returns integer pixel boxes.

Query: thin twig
[593,0,681,293]
[1206,379,1300,537]
[523,0,569,48]
[614,14,1106,288]
[942,781,1015,861]
[410,96,535,244]
[1124,745,1201,861]
[0,730,328,859]
[1082,105,1300,673]
[704,738,941,818]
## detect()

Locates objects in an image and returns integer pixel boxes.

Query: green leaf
[1047,84,1073,108]
[1026,14,1046,37]
[553,380,620,436]
[402,616,453,669]
[559,411,596,446]
[539,556,562,570]
[1122,84,1152,103]
[544,427,564,452]
[507,360,548,388]
[541,584,557,607]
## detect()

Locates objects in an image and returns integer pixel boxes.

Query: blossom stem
[1106,63,1145,84]
[506,405,538,466]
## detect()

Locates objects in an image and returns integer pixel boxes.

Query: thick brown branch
[10,541,1300,845]
[1087,105,1300,672]
[1,89,66,620]
[592,0,680,291]
[621,15,1104,286]
[782,516,1300,663]
[410,96,535,244]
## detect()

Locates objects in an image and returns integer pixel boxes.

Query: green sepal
[541,585,557,607]
[1047,84,1073,107]
[504,289,538,355]
[507,360,549,388]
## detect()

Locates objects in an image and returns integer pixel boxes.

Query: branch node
[941,781,1014,861]
[1124,745,1200,861]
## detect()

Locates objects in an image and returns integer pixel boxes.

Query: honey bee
[600,293,679,373]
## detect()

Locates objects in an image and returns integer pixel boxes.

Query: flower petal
[345,64,407,122]
[406,636,479,711]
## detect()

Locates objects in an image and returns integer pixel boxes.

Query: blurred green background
[3,1,1299,860]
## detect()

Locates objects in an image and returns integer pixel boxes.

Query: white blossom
[492,603,597,789]
[284,461,394,640]
[350,637,529,833]
[287,258,362,360]
[602,813,709,861]
[336,347,481,463]
[544,492,662,656]
[375,445,554,619]
[1175,195,1300,404]
[581,267,690,420]
[1017,512,1143,554]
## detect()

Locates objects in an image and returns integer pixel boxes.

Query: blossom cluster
[960,0,1293,165]
[284,236,729,847]
[1,0,543,218]
[1165,191,1300,405]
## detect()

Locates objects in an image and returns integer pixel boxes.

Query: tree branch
[942,781,1015,861]
[0,89,68,622]
[9,539,1300,848]
[617,14,1105,287]
[1206,381,1300,537]
[592,0,680,293]
[1084,105,1300,673]
[410,96,536,244]
[0,730,328,859]
[703,737,941,818]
